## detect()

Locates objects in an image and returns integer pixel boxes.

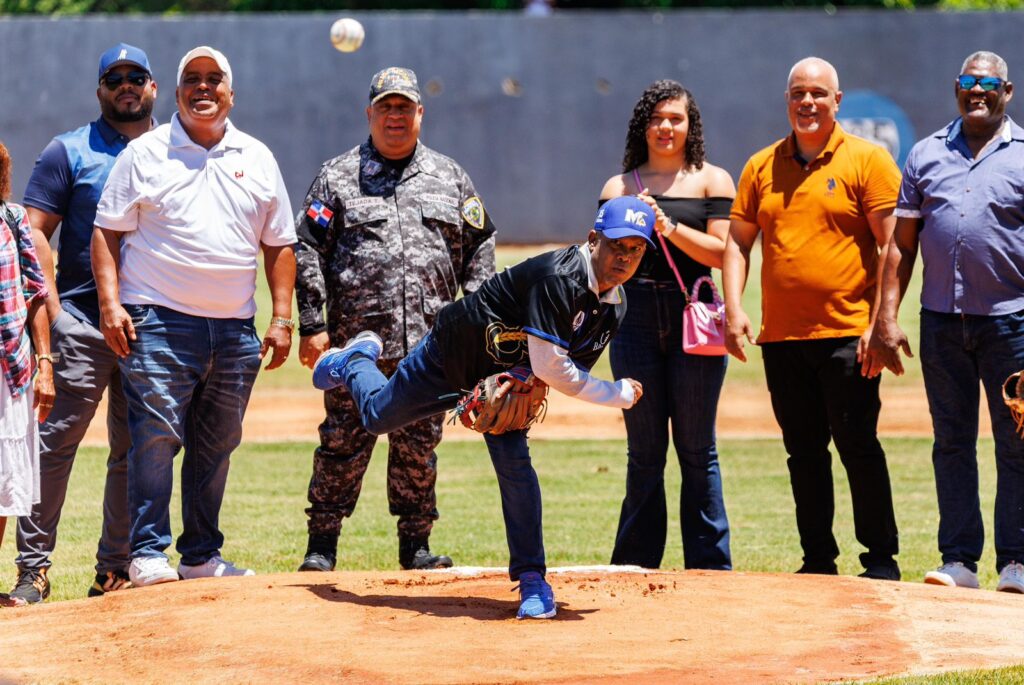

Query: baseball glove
[1004,371,1024,437]
[450,366,548,435]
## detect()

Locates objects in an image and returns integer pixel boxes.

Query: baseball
[330,18,365,53]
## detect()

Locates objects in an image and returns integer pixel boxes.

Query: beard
[102,97,154,123]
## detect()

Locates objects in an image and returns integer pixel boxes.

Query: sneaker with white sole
[178,555,255,579]
[997,561,1024,594]
[923,561,980,589]
[516,571,556,619]
[312,331,384,391]
[129,557,179,587]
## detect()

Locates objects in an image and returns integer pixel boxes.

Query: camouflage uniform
[295,137,496,542]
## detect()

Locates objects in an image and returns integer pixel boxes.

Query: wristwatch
[270,316,295,331]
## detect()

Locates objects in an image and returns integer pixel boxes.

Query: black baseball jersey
[433,245,627,389]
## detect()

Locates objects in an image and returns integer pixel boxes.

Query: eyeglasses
[101,71,150,90]
[957,74,1004,92]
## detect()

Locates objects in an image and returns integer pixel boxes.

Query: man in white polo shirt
[91,46,297,587]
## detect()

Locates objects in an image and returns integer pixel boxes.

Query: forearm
[27,298,50,357]
[263,243,296,319]
[30,228,60,312]
[527,335,634,408]
[722,238,750,310]
[294,243,328,335]
[90,227,122,311]
[662,224,725,269]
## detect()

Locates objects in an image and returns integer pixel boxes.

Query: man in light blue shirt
[9,44,158,604]
[865,50,1024,594]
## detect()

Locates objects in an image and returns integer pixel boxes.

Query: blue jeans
[609,281,731,570]
[343,332,546,579]
[920,309,1024,573]
[118,305,261,564]
[16,308,130,574]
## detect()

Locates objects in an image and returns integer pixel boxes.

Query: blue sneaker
[312,331,383,391]
[516,571,556,619]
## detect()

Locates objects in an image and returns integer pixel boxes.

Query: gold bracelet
[270,316,295,331]
[36,353,54,364]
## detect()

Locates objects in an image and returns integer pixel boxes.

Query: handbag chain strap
[631,169,691,304]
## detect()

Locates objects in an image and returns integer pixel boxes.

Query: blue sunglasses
[957,74,1005,92]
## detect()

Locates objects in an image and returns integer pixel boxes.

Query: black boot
[298,533,338,572]
[399,538,453,570]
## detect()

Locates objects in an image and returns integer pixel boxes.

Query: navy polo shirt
[23,116,138,325]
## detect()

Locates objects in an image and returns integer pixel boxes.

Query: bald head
[788,57,840,92]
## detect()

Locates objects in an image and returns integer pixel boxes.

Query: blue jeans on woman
[118,305,261,564]
[920,308,1024,573]
[609,281,731,570]
[342,332,546,580]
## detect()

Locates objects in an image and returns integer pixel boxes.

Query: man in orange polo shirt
[722,57,901,580]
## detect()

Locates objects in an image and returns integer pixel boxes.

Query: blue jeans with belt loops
[342,332,547,580]
[118,305,261,564]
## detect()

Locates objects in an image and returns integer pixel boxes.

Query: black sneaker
[859,563,901,582]
[399,539,453,570]
[298,533,338,572]
[795,562,838,576]
[10,567,50,604]
[87,569,133,597]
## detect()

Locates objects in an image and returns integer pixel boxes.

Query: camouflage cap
[369,67,421,104]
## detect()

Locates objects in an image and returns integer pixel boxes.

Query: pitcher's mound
[1,567,1021,684]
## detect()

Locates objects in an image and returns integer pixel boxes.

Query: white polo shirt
[95,114,296,319]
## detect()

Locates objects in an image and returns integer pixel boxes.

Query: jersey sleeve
[22,139,72,217]
[93,146,141,232]
[895,144,923,219]
[521,275,578,350]
[294,165,333,336]
[860,145,901,215]
[259,152,297,246]
[729,157,760,224]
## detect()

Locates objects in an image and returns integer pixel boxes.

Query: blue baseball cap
[98,43,151,81]
[594,196,657,248]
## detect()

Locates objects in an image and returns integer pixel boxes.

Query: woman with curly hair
[600,80,734,570]
[0,141,54,606]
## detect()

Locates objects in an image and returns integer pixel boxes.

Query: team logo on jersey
[485,321,528,364]
[592,331,611,351]
[572,311,585,331]
[307,200,334,227]
[462,196,486,230]
[825,177,837,197]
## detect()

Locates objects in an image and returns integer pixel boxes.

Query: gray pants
[15,309,131,573]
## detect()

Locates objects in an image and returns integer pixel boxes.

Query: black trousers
[761,337,899,570]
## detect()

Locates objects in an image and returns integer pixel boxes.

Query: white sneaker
[129,557,180,587]
[178,555,255,579]
[923,561,980,589]
[997,561,1024,593]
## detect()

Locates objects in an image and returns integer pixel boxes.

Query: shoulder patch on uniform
[421,193,459,208]
[306,200,334,227]
[345,196,386,209]
[462,196,485,229]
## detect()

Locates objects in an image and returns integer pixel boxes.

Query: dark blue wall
[0,10,1018,242]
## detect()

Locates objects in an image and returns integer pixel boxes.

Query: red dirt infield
[1,567,1023,684]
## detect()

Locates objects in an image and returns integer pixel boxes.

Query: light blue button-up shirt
[896,117,1024,316]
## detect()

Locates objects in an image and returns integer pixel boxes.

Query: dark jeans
[761,337,899,570]
[343,332,545,580]
[920,309,1024,573]
[609,281,731,569]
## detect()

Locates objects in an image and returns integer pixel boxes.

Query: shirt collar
[945,116,1022,143]
[96,115,158,147]
[578,244,623,305]
[169,112,242,151]
[363,138,436,178]
[780,122,846,167]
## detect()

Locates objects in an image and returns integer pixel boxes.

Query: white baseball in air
[330,18,365,53]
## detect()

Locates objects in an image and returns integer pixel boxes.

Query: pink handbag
[632,168,726,356]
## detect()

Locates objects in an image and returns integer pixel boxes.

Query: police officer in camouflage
[294,67,496,571]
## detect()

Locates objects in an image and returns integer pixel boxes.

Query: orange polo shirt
[731,125,900,343]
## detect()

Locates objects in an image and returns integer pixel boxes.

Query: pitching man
[311,195,651,619]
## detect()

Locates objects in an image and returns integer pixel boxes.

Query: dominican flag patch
[307,200,334,227]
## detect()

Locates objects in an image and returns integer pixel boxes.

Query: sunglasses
[101,71,150,90]
[957,74,1004,92]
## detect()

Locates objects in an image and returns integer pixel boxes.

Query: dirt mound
[1,568,1022,684]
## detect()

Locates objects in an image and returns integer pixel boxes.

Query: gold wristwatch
[270,316,295,331]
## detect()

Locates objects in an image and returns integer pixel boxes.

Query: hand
[33,361,55,423]
[636,190,674,236]
[861,317,913,378]
[624,378,644,407]
[725,307,756,362]
[260,324,292,370]
[99,304,135,359]
[299,332,331,369]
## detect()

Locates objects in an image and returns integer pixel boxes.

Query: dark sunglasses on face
[101,71,150,90]
[957,74,1004,92]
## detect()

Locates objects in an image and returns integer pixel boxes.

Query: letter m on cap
[624,208,647,227]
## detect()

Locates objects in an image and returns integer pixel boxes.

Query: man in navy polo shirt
[9,43,158,603]
[311,195,652,619]
[865,51,1024,594]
